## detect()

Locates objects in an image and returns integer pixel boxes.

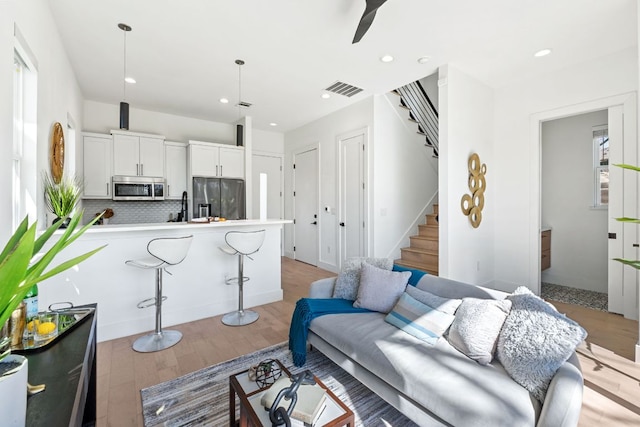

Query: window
[593,124,609,207]
[13,40,38,230]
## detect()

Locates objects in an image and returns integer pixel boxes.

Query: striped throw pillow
[385,292,455,345]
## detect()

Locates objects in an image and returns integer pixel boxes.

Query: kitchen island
[39,219,290,342]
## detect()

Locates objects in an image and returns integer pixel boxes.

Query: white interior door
[608,106,624,314]
[608,104,638,320]
[339,133,365,268]
[294,148,318,265]
[252,154,284,254]
[251,154,282,219]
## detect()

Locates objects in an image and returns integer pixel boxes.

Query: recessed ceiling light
[269,122,277,127]
[380,55,394,63]
[534,48,552,57]
[219,98,229,104]
[417,56,431,64]
[125,77,136,84]
[321,93,330,99]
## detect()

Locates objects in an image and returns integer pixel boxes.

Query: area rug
[140,342,416,426]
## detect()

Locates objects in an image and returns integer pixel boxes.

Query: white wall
[0,0,85,241]
[419,72,439,111]
[83,100,235,143]
[283,94,439,272]
[284,97,373,271]
[253,128,284,154]
[372,93,439,259]
[541,110,608,292]
[493,47,638,292]
[438,65,495,285]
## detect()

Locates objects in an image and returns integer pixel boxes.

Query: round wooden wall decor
[460,153,487,228]
[50,122,65,184]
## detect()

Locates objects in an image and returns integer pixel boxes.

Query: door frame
[292,143,320,265]
[530,92,637,318]
[337,127,369,270]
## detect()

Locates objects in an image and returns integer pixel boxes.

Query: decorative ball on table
[248,359,282,388]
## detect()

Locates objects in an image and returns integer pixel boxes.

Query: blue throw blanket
[289,298,371,366]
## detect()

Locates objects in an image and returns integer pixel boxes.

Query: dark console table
[16,304,97,427]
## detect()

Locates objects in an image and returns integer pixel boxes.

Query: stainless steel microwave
[112,176,165,201]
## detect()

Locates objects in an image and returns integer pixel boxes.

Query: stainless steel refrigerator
[192,177,246,219]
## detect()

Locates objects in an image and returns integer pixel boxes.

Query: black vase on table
[53,217,71,229]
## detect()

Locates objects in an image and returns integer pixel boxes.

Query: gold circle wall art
[461,153,486,228]
[50,122,65,184]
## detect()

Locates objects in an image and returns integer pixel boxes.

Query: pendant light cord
[123,29,127,102]
[235,59,245,120]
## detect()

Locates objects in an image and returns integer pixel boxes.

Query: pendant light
[118,23,132,130]
[235,59,245,147]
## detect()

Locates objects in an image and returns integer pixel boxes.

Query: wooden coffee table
[229,359,354,427]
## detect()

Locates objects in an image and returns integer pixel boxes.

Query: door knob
[339,222,345,227]
[311,221,317,225]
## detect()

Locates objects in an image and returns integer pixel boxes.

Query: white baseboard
[636,344,640,363]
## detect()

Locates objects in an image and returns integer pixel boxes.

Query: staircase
[392,80,439,158]
[395,204,439,275]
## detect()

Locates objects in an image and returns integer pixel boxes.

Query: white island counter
[39,219,291,342]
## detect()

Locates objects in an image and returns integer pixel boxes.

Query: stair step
[426,213,438,226]
[409,235,438,251]
[394,259,438,276]
[408,117,418,123]
[401,247,438,266]
[418,224,439,238]
[391,89,401,96]
[432,204,439,215]
[399,104,410,110]
[417,131,426,136]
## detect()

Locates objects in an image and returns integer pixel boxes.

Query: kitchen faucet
[180,191,188,222]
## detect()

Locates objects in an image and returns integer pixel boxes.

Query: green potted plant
[42,172,83,228]
[613,164,640,269]
[0,211,104,426]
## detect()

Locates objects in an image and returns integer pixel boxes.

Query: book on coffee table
[261,377,327,425]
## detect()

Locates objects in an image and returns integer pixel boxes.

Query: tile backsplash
[82,199,184,225]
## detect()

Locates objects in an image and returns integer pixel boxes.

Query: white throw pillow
[447,298,512,365]
[332,257,393,300]
[353,263,411,313]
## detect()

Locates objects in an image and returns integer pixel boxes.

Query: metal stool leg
[133,268,183,352]
[222,254,259,326]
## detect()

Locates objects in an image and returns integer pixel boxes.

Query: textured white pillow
[405,286,462,315]
[497,287,587,402]
[447,298,512,365]
[353,263,411,313]
[332,257,394,300]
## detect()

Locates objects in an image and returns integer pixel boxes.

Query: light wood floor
[96,258,640,426]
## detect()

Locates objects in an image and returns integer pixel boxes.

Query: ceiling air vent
[236,101,252,108]
[324,81,364,97]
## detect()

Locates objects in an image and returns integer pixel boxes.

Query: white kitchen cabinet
[188,141,244,178]
[165,141,187,199]
[83,133,112,199]
[112,130,165,177]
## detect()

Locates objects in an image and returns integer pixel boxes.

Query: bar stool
[219,229,266,326]
[126,235,193,352]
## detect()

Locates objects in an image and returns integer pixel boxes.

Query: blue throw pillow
[385,292,455,345]
[392,264,428,287]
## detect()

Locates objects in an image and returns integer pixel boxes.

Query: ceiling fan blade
[352,0,388,44]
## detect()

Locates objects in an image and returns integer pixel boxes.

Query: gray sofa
[306,273,584,427]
